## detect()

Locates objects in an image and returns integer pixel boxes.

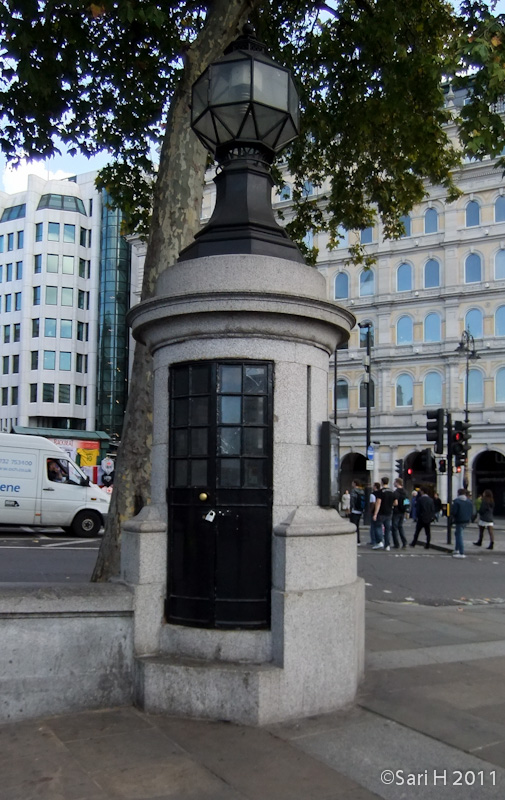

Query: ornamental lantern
[179,24,304,263]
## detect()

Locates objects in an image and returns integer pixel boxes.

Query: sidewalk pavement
[3,595,505,800]
[377,517,505,554]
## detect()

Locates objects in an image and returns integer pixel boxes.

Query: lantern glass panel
[192,74,209,119]
[253,62,288,111]
[211,61,251,105]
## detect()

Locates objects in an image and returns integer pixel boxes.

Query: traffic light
[395,458,404,477]
[426,408,444,454]
[452,420,471,458]
[420,448,432,471]
[439,458,447,474]
[407,467,413,476]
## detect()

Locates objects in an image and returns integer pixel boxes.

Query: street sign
[366,460,374,470]
[101,457,114,475]
[366,445,374,460]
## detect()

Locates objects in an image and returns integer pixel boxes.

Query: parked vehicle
[0,433,110,536]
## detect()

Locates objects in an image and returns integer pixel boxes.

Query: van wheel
[71,511,102,537]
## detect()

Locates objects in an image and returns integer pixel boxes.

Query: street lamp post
[358,322,372,520]
[454,328,480,489]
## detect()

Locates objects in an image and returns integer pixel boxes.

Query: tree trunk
[92,0,263,581]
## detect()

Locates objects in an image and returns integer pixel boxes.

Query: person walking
[392,477,408,548]
[474,489,495,550]
[410,487,435,549]
[451,487,474,558]
[373,476,395,551]
[369,482,384,548]
[340,489,351,517]
[349,480,365,545]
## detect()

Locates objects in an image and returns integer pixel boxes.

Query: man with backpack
[373,476,395,550]
[451,488,474,558]
[349,480,365,545]
[392,477,408,548]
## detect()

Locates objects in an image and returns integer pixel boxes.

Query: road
[0,527,100,582]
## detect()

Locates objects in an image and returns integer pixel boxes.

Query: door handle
[199,492,208,502]
[43,487,55,492]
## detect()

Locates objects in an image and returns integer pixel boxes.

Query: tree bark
[92,0,263,581]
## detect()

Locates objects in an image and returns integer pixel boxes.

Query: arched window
[359,321,375,348]
[465,308,483,338]
[396,374,413,407]
[303,230,313,249]
[424,313,441,342]
[334,272,349,300]
[496,368,505,402]
[279,184,291,201]
[495,249,505,279]
[359,378,375,408]
[495,195,505,222]
[400,214,411,237]
[302,180,314,197]
[397,262,412,292]
[336,378,349,410]
[424,258,440,288]
[466,200,480,227]
[396,315,413,344]
[495,306,505,336]
[336,225,348,248]
[465,252,482,283]
[359,269,374,297]
[467,369,484,404]
[360,227,373,244]
[424,208,438,234]
[424,372,443,406]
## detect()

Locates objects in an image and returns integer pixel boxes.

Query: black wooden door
[166,361,273,629]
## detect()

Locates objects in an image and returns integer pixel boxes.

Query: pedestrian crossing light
[438,458,447,474]
[395,458,404,477]
[426,408,444,454]
[452,420,471,458]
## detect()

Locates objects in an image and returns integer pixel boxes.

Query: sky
[1,0,505,196]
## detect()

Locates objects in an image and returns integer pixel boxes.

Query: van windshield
[46,458,86,485]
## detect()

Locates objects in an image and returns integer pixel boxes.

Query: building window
[61,287,73,306]
[17,230,23,249]
[78,289,86,309]
[302,180,314,197]
[60,319,72,338]
[396,373,413,406]
[3,325,10,344]
[360,227,373,244]
[45,286,58,305]
[424,207,438,234]
[279,184,291,201]
[1,203,26,222]
[495,249,505,279]
[334,272,349,300]
[5,294,12,312]
[424,372,443,405]
[32,318,40,337]
[48,222,60,241]
[31,351,39,369]
[465,308,483,338]
[396,315,413,344]
[6,262,12,281]
[467,369,484,404]
[77,322,85,341]
[359,378,375,408]
[397,262,412,292]
[424,258,440,288]
[466,200,480,227]
[14,292,21,311]
[15,261,22,280]
[47,254,58,273]
[359,321,375,348]
[496,368,505,402]
[13,323,20,342]
[0,234,3,252]
[59,352,72,370]
[11,386,18,405]
[34,254,42,274]
[43,350,56,370]
[43,383,55,402]
[400,214,411,237]
[79,258,86,278]
[495,306,505,336]
[62,255,74,274]
[336,379,349,410]
[12,355,19,373]
[76,353,83,372]
[495,195,505,222]
[63,224,75,243]
[465,252,482,283]
[303,230,313,249]
[359,269,374,297]
[37,194,87,214]
[35,222,43,242]
[44,318,57,337]
[2,356,8,374]
[58,384,71,403]
[7,232,14,251]
[30,384,37,402]
[336,225,348,248]
[80,227,87,247]
[1,387,7,405]
[424,313,441,342]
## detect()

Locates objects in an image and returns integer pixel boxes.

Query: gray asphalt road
[358,548,505,606]
[0,529,100,582]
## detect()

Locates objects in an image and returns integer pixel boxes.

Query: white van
[0,433,110,536]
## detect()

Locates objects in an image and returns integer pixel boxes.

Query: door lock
[204,510,216,522]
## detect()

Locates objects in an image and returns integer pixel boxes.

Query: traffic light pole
[446,412,453,546]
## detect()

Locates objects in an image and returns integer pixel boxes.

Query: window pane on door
[219,365,242,393]
[243,428,265,455]
[219,396,241,423]
[244,365,267,394]
[218,427,241,455]
[218,458,241,487]
[244,396,265,424]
